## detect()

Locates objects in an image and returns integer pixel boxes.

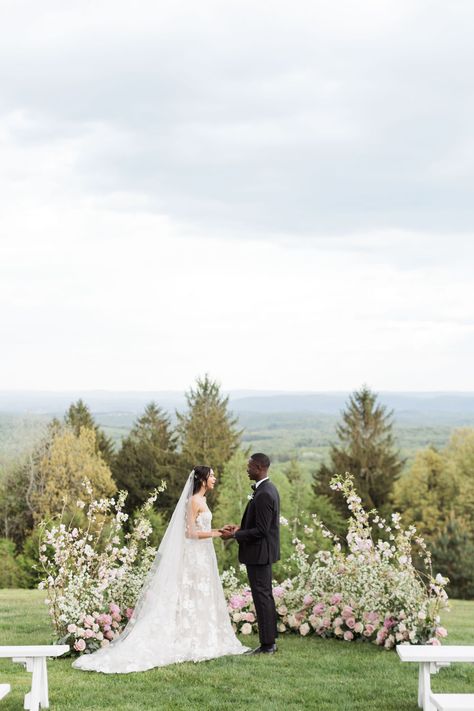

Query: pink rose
[322,618,331,629]
[67,624,77,634]
[364,624,375,636]
[74,639,86,652]
[345,617,356,629]
[103,624,111,632]
[343,631,354,641]
[244,613,255,623]
[273,586,285,599]
[313,603,325,615]
[109,603,120,615]
[98,614,112,626]
[277,605,288,615]
[83,614,95,628]
[354,622,364,634]
[104,630,115,640]
[429,637,441,646]
[125,608,134,620]
[365,611,379,624]
[299,623,310,636]
[330,593,343,605]
[341,606,353,619]
[229,595,245,610]
[111,611,122,622]
[303,594,314,607]
[241,623,252,635]
[334,626,344,637]
[435,626,448,638]
[84,629,95,639]
[101,639,110,648]
[376,629,387,645]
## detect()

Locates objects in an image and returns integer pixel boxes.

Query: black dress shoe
[247,644,277,655]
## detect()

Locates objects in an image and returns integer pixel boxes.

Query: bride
[73,466,248,673]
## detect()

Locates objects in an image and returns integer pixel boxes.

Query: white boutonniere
[247,493,254,501]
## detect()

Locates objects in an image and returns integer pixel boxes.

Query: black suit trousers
[246,564,277,647]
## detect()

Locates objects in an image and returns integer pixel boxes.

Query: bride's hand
[212,529,222,538]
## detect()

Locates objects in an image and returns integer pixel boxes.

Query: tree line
[0,379,473,597]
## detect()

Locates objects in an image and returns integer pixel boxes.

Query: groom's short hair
[250,452,270,469]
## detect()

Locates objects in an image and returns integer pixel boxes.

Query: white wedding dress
[73,475,248,674]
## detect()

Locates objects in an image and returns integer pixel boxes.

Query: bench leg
[23,657,42,711]
[39,658,49,708]
[419,662,434,711]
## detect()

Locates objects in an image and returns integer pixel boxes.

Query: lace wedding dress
[73,475,248,674]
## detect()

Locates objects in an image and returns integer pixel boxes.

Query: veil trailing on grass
[72,471,247,673]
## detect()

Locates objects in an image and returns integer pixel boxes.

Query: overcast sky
[1,0,473,391]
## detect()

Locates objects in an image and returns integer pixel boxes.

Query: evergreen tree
[313,386,404,515]
[286,459,311,538]
[112,402,180,516]
[176,375,242,486]
[65,399,115,465]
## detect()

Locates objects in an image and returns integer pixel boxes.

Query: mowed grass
[0,591,473,711]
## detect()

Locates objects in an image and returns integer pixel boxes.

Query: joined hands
[219,524,240,540]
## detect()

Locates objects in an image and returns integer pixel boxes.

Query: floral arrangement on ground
[37,474,448,654]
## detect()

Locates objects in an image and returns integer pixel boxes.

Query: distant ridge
[1,390,474,420]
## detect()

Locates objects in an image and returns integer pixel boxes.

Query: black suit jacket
[234,479,280,565]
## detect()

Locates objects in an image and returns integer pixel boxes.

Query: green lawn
[0,591,473,711]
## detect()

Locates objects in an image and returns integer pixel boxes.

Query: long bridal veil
[73,472,196,672]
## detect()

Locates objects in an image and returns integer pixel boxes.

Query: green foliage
[393,428,474,598]
[393,447,454,539]
[112,402,180,516]
[0,538,30,587]
[431,518,474,599]
[65,399,115,465]
[314,386,404,516]
[32,426,116,521]
[176,375,242,504]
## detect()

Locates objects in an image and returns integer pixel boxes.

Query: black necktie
[251,484,256,491]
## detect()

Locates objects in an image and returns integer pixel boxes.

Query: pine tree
[112,402,180,516]
[313,386,404,515]
[176,375,242,482]
[65,399,115,465]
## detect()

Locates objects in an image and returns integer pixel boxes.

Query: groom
[220,453,280,654]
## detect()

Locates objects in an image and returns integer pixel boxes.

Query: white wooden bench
[397,645,474,711]
[0,646,69,711]
[0,684,11,700]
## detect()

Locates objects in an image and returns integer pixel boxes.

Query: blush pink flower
[435,626,448,638]
[109,603,120,615]
[354,622,364,634]
[125,608,134,620]
[244,612,255,623]
[303,594,314,607]
[273,586,285,598]
[83,614,95,628]
[67,624,77,634]
[364,624,375,636]
[104,630,115,640]
[341,606,353,619]
[84,629,95,639]
[330,593,343,605]
[343,630,354,641]
[74,639,86,652]
[229,595,245,610]
[429,638,441,646]
[345,617,356,629]
[241,623,252,635]
[313,603,325,615]
[299,623,310,636]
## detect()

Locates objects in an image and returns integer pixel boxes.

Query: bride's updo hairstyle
[192,466,212,495]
